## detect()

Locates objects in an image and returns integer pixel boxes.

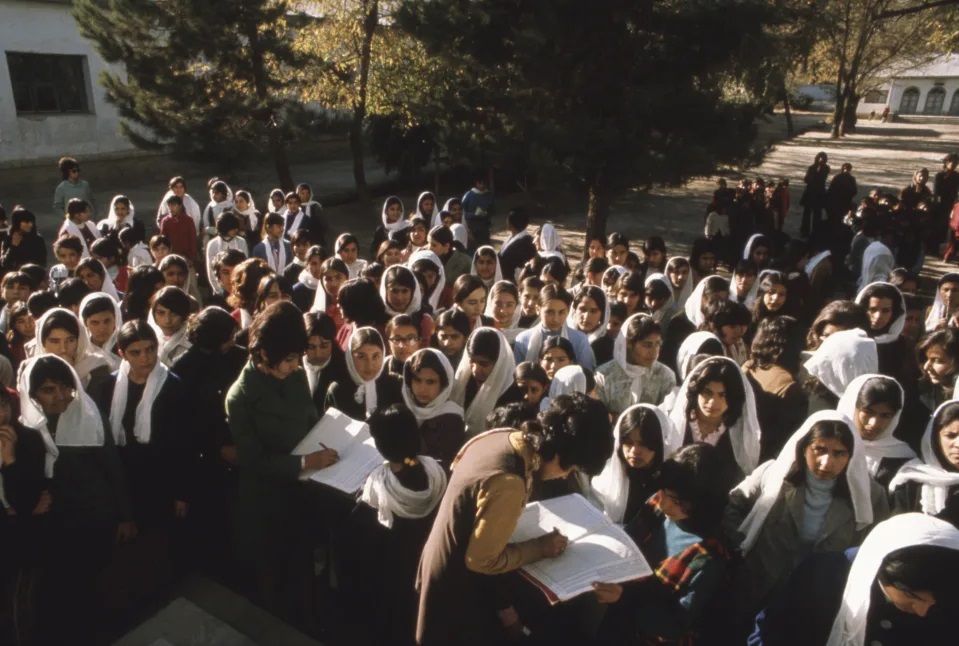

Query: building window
[900,87,920,114]
[949,90,959,116]
[863,89,888,104]
[5,52,90,115]
[924,86,946,114]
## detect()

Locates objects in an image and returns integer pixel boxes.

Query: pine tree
[73,0,312,189]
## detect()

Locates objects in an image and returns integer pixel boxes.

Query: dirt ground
[3,111,959,284]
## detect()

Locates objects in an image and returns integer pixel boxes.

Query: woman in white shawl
[147,286,193,368]
[538,364,590,412]
[664,256,693,307]
[79,293,122,371]
[156,176,203,231]
[742,233,773,270]
[380,265,425,318]
[837,374,915,491]
[58,203,102,259]
[470,245,503,289]
[889,400,959,524]
[414,191,438,223]
[855,281,913,384]
[96,195,143,241]
[923,272,959,332]
[408,249,447,313]
[450,328,516,437]
[722,410,888,620]
[826,514,959,646]
[666,355,761,482]
[804,328,879,414]
[592,403,678,524]
[449,223,469,251]
[34,307,113,391]
[644,273,679,328]
[401,348,465,464]
[859,238,895,289]
[485,280,523,343]
[372,196,410,257]
[536,223,566,262]
[75,257,120,301]
[325,326,403,421]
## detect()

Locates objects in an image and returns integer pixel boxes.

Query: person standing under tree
[462,173,495,250]
[800,152,829,237]
[53,157,95,216]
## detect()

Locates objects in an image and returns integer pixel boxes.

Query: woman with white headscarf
[536,223,566,263]
[538,364,590,412]
[380,264,434,343]
[596,313,677,417]
[18,354,132,642]
[664,257,694,308]
[401,348,465,465]
[408,249,448,313]
[75,257,120,301]
[838,374,915,491]
[485,280,523,343]
[666,355,761,486]
[371,196,411,257]
[591,403,677,524]
[722,410,888,623]
[34,307,113,395]
[855,281,916,386]
[450,328,516,437]
[326,327,403,421]
[889,400,959,525]
[96,194,146,244]
[470,245,503,288]
[804,328,878,415]
[661,275,729,377]
[79,292,122,370]
[643,272,679,330]
[569,284,613,365]
[924,272,959,332]
[859,238,895,289]
[752,514,959,645]
[449,223,469,251]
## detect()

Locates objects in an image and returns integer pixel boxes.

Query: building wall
[0,0,137,165]
[887,78,959,116]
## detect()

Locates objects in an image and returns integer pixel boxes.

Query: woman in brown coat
[415,393,613,645]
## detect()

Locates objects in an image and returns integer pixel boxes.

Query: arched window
[948,90,959,116]
[900,87,920,114]
[924,86,946,114]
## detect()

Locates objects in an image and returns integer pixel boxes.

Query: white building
[858,54,959,118]
[0,0,137,165]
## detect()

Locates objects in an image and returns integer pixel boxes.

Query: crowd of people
[1,153,958,645]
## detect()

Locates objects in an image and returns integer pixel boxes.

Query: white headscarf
[470,246,503,288]
[735,410,873,554]
[837,374,914,477]
[924,273,959,332]
[108,355,170,445]
[888,400,959,514]
[79,293,122,371]
[611,313,657,406]
[567,285,609,343]
[676,331,722,382]
[147,309,192,368]
[805,250,831,276]
[859,240,895,288]
[592,404,677,523]
[523,319,572,364]
[344,326,386,417]
[157,190,202,231]
[400,348,464,423]
[267,188,287,215]
[855,282,906,344]
[18,355,106,478]
[666,355,761,474]
[380,265,424,317]
[644,273,676,323]
[730,272,761,309]
[538,365,589,412]
[100,195,136,231]
[34,307,113,387]
[233,190,259,233]
[665,257,693,307]
[450,223,469,249]
[407,249,447,312]
[684,275,727,327]
[826,514,959,646]
[485,280,523,342]
[361,456,447,528]
[451,328,516,437]
[742,234,769,262]
[59,218,100,258]
[537,223,565,261]
[381,196,410,236]
[415,191,437,221]
[84,258,120,301]
[297,266,320,291]
[804,328,878,398]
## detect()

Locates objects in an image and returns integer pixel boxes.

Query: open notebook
[292,408,383,494]
[510,493,653,604]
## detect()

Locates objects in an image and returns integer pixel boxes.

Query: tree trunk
[840,90,859,135]
[350,0,378,203]
[584,176,610,259]
[271,132,295,191]
[349,112,369,202]
[781,78,794,138]
[831,77,845,139]
[246,22,293,190]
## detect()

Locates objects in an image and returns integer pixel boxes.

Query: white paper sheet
[292,408,384,493]
[510,494,653,603]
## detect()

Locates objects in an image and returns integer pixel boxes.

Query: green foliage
[72,0,314,166]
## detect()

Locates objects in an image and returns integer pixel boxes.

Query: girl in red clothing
[334,277,390,351]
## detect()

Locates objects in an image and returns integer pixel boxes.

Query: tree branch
[877,0,959,19]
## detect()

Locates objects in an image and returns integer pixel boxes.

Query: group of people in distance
[0,153,957,645]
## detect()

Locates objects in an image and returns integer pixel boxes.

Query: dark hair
[213,248,247,278]
[808,301,869,350]
[165,194,184,208]
[89,237,119,263]
[685,358,746,428]
[917,328,959,375]
[264,212,284,229]
[607,232,629,249]
[540,336,576,362]
[859,283,904,336]
[572,285,606,322]
[625,313,660,343]
[336,233,359,254]
[405,350,451,391]
[855,376,903,413]
[123,265,165,321]
[229,258,273,311]
[877,545,959,602]
[609,302,628,320]
[701,275,729,302]
[435,308,471,338]
[643,236,667,255]
[703,299,752,332]
[249,301,308,366]
[645,277,672,302]
[538,283,573,308]
[385,265,418,293]
[786,420,855,496]
[290,229,312,247]
[75,256,106,282]
[658,443,728,532]
[215,211,241,237]
[487,402,537,430]
[540,258,569,284]
[751,271,788,322]
[367,405,429,489]
[467,327,501,362]
[254,275,294,313]
[28,291,59,319]
[489,281,519,306]
[53,234,83,256]
[735,259,758,276]
[29,356,75,395]
[888,268,919,292]
[338,278,389,326]
[80,294,116,321]
[507,208,530,231]
[304,310,337,341]
[152,286,192,320]
[614,271,645,298]
[619,406,664,470]
[514,361,549,386]
[689,238,716,273]
[167,176,186,190]
[187,306,238,350]
[149,234,171,250]
[11,207,37,234]
[58,156,79,179]
[41,309,80,342]
[531,393,614,476]
[931,401,959,472]
[750,315,804,375]
[350,327,384,354]
[6,302,32,344]
[518,256,547,283]
[585,257,609,275]
[158,254,189,275]
[56,278,91,309]
[453,274,487,306]
[521,276,544,292]
[283,191,300,204]
[117,319,158,351]
[429,226,454,247]
[19,264,46,290]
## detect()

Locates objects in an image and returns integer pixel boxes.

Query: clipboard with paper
[291,407,384,494]
[510,494,653,604]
